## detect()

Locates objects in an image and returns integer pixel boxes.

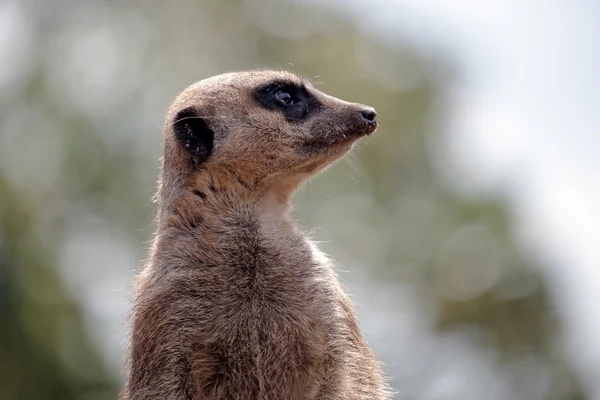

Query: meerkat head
[161,70,377,201]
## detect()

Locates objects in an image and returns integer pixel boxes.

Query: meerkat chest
[145,217,346,396]
[219,228,333,310]
[198,232,337,393]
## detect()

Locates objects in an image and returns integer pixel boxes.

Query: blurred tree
[0,177,118,399]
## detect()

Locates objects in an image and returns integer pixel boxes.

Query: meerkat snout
[345,104,378,137]
[359,106,377,127]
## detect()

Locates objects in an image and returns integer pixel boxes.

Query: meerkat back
[122,70,390,400]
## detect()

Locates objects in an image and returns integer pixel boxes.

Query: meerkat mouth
[302,137,361,155]
[364,120,378,135]
[309,121,378,149]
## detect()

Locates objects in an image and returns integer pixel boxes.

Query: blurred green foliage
[0,0,585,399]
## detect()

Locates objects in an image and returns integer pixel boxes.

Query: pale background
[1,0,598,399]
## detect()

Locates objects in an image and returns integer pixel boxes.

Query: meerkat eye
[255,81,315,121]
[274,90,295,105]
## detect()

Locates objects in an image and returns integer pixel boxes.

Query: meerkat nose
[359,107,377,124]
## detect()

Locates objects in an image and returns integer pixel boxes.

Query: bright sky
[306,0,600,396]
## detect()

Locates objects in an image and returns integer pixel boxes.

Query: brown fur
[121,70,390,399]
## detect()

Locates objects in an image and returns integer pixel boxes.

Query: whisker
[172,115,237,125]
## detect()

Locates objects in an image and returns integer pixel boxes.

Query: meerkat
[121,70,390,400]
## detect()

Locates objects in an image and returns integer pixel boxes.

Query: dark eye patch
[255,80,321,122]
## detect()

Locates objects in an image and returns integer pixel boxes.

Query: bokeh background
[1,0,599,399]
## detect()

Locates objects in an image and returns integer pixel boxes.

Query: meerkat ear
[173,107,214,162]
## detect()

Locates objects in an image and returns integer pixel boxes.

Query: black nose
[360,108,377,123]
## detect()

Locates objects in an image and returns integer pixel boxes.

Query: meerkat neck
[155,165,301,239]
[148,167,304,276]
